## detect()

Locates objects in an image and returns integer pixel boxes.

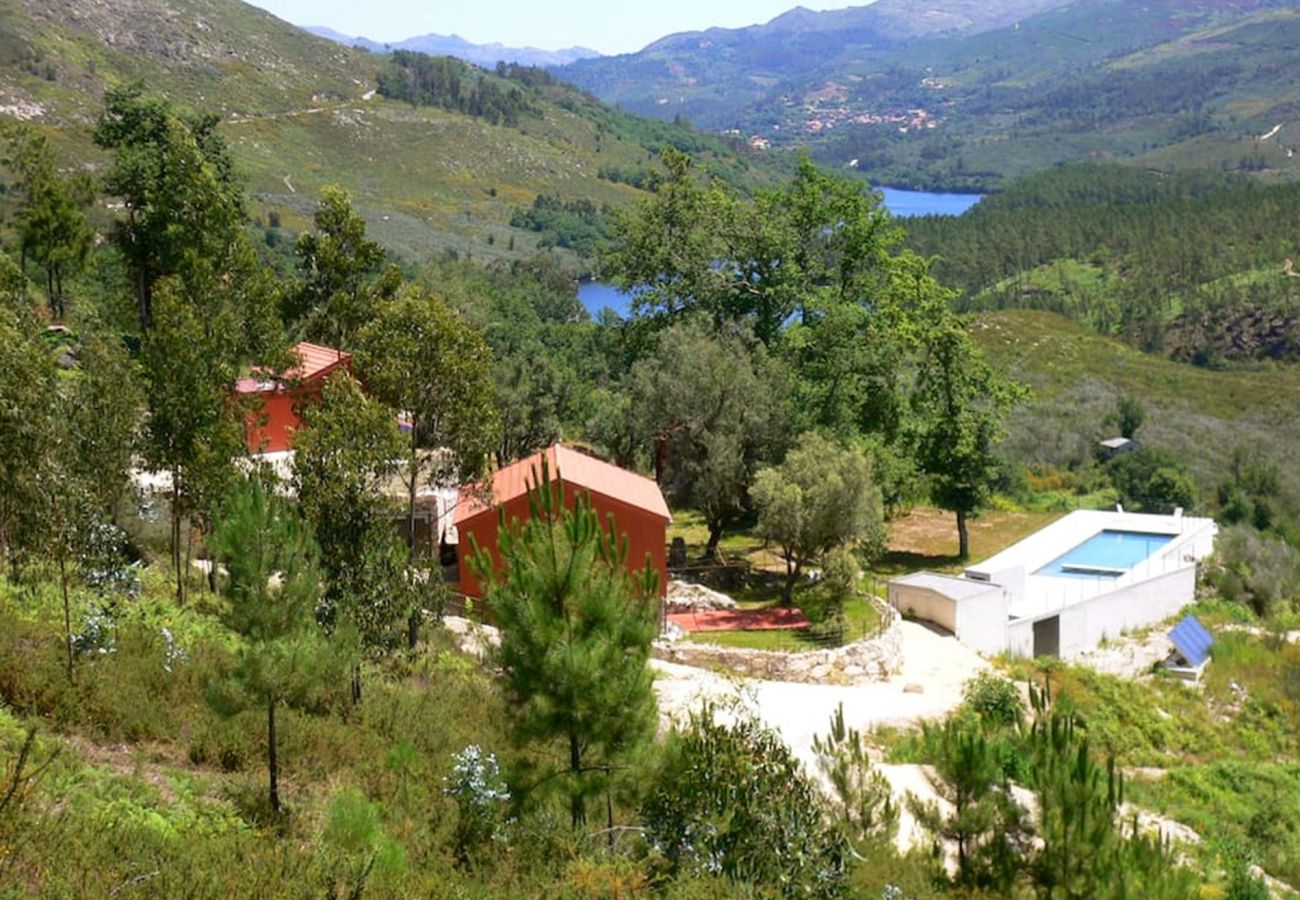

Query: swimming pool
[1035,530,1173,579]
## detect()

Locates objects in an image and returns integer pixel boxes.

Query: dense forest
[1,76,1299,896]
[376,52,540,126]
[905,165,1300,363]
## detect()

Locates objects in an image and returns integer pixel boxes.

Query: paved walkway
[667,607,810,632]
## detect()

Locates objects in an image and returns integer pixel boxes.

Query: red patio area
[668,607,811,633]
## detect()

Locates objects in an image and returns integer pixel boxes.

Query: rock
[666,580,738,613]
[810,664,832,680]
[903,683,925,694]
[842,665,865,679]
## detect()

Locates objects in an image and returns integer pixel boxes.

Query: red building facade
[452,444,671,598]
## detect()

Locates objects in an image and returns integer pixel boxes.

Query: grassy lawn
[874,506,1063,577]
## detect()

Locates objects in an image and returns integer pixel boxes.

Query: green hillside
[562,0,1300,191]
[0,0,775,265]
[974,308,1300,508]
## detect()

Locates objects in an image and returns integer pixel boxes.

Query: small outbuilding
[452,444,671,598]
[1097,436,1138,461]
[237,342,351,453]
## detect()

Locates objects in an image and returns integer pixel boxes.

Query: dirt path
[651,620,988,770]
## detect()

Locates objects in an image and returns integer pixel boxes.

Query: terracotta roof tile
[453,444,670,524]
[233,342,350,394]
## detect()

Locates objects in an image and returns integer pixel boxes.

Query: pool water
[1035,530,1173,579]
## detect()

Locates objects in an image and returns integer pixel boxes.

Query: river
[578,187,983,318]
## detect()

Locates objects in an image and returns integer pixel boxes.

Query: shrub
[962,672,1025,728]
[642,707,848,897]
[1212,525,1300,619]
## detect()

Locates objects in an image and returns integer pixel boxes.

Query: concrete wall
[1006,564,1197,659]
[654,605,903,684]
[888,582,1010,656]
[889,584,957,633]
[953,588,1011,656]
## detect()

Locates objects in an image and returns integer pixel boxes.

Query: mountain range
[0,0,767,265]
[557,0,1300,189]
[306,26,602,69]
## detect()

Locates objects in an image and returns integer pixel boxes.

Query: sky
[249,0,865,55]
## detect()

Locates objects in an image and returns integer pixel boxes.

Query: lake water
[878,187,984,218]
[577,187,983,318]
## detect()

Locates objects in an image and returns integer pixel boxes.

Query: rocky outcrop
[653,604,903,685]
[666,580,738,613]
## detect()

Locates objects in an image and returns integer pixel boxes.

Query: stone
[842,665,865,679]
[666,580,738,613]
[903,683,924,694]
[810,664,832,680]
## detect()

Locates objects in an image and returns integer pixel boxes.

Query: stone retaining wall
[652,602,903,685]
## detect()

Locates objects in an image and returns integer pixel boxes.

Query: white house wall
[889,585,958,633]
[953,589,1010,656]
[1005,564,1197,659]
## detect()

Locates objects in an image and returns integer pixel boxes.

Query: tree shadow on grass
[873,550,965,577]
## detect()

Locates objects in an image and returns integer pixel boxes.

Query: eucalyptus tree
[355,287,498,645]
[293,372,407,701]
[286,185,400,348]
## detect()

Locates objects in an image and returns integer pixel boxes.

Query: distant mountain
[0,0,768,265]
[306,26,602,69]
[559,0,1300,191]
[558,0,1072,125]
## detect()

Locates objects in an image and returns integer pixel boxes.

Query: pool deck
[965,509,1217,621]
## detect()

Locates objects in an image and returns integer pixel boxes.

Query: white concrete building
[888,509,1218,659]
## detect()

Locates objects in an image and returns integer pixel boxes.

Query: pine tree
[208,477,343,813]
[470,458,658,829]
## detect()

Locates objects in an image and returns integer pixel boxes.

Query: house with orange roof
[452,444,671,598]
[236,341,351,453]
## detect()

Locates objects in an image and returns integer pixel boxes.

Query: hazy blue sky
[250,1,864,55]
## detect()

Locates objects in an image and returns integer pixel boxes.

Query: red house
[236,342,351,453]
[452,444,671,598]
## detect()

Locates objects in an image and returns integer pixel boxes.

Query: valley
[1,0,1300,896]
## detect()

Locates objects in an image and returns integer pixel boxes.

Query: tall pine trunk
[267,699,280,812]
[956,509,970,560]
[569,731,585,829]
[405,425,420,649]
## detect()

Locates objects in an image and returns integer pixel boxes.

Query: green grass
[975,309,1300,509]
[0,0,781,269]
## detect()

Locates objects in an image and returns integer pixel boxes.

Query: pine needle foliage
[469,457,659,830]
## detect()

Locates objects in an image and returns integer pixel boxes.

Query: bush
[962,672,1025,727]
[1212,524,1300,619]
[1107,447,1196,513]
[641,707,848,897]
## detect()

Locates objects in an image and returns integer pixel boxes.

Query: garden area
[664,504,1063,654]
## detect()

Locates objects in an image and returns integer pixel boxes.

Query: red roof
[235,342,351,395]
[453,444,671,524]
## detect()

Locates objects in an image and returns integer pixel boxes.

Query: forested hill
[0,0,774,264]
[905,165,1300,364]
[560,0,1300,191]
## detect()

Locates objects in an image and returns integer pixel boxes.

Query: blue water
[576,189,983,318]
[577,281,634,319]
[1036,530,1173,580]
[879,187,984,218]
